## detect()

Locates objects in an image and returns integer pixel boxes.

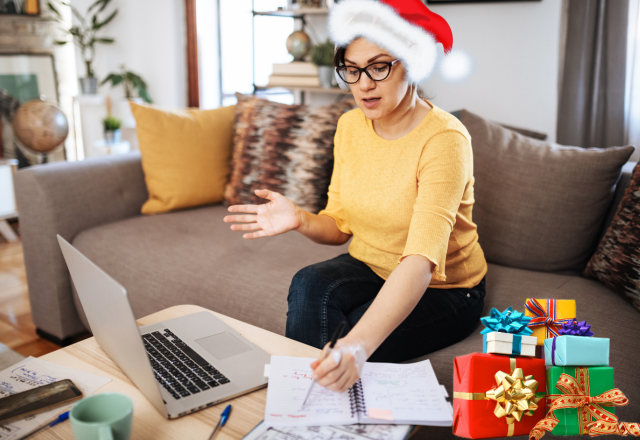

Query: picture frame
[0,0,40,15]
[0,53,62,166]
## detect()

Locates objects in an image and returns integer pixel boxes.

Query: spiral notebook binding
[349,379,366,418]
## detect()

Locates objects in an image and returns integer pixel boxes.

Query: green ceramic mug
[70,393,133,440]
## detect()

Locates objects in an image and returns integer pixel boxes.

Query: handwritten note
[0,357,111,440]
[245,421,414,440]
[359,360,452,425]
[265,357,356,427]
[264,357,451,428]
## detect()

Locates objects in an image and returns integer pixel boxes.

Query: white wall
[70,0,562,142]
[72,0,187,110]
[305,0,563,142]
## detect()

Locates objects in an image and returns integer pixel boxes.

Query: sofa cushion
[224,93,356,214]
[584,162,640,311]
[71,204,351,335]
[130,102,236,215]
[460,109,635,273]
[412,263,640,440]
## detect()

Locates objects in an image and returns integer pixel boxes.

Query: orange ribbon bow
[529,370,640,439]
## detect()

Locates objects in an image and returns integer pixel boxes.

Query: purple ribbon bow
[558,319,594,337]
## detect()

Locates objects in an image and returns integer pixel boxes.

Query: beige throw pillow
[460,109,635,273]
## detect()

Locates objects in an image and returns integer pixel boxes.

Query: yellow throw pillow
[130,102,235,215]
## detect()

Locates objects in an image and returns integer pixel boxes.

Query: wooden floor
[0,221,62,357]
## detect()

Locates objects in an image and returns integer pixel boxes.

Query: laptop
[57,235,271,419]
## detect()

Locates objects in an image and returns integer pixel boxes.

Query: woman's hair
[333,45,434,100]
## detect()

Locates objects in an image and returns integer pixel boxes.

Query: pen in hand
[300,320,346,409]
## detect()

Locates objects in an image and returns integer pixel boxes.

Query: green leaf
[100,73,122,86]
[54,40,68,45]
[88,0,106,13]
[93,9,118,30]
[138,86,152,104]
[95,38,115,44]
[97,0,111,14]
[47,2,62,17]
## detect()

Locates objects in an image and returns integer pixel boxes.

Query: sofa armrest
[15,152,148,342]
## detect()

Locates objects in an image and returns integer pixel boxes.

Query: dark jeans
[286,253,486,362]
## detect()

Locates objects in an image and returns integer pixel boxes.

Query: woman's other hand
[224,189,302,239]
[310,338,368,393]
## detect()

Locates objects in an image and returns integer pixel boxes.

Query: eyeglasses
[336,59,401,84]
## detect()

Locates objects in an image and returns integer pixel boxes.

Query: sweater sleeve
[398,130,471,281]
[317,119,352,235]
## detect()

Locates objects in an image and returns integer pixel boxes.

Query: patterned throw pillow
[584,162,640,312]
[224,93,356,214]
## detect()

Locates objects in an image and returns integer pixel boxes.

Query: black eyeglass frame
[336,59,401,84]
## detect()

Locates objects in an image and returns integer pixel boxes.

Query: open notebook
[265,356,452,427]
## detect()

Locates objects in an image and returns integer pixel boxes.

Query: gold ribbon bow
[486,367,542,424]
[529,369,640,439]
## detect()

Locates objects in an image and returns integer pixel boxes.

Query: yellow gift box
[524,299,576,345]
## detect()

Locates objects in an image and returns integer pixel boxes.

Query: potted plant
[102,115,122,144]
[48,0,119,95]
[101,65,153,103]
[311,39,336,88]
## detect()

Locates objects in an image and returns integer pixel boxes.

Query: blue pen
[24,411,70,439]
[49,411,69,427]
[208,404,231,440]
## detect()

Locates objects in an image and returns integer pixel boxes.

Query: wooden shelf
[253,8,329,17]
[255,85,350,95]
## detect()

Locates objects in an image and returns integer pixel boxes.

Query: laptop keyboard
[142,329,230,400]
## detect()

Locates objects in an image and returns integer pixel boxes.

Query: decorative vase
[79,77,98,95]
[318,66,334,88]
[105,129,122,144]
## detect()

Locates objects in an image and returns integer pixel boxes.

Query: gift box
[543,367,616,436]
[484,332,537,357]
[545,336,610,366]
[530,367,640,440]
[480,307,537,357]
[453,353,546,439]
[524,299,576,345]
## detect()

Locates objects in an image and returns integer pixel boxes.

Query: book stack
[266,62,320,88]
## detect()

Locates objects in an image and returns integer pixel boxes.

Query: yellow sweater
[318,99,487,289]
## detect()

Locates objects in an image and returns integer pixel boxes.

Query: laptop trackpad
[195,332,252,360]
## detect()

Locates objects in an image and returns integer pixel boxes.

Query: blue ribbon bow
[480,307,534,336]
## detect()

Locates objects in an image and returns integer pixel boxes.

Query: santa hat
[328,0,453,84]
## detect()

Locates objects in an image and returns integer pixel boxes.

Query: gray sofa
[15,117,640,438]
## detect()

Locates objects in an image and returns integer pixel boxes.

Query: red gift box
[453,353,547,439]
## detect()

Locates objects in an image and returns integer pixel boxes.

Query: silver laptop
[57,235,271,419]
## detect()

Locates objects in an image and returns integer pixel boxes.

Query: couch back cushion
[460,109,635,273]
[224,93,356,214]
[131,102,235,215]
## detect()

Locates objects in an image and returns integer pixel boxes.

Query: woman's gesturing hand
[310,338,368,393]
[224,189,302,239]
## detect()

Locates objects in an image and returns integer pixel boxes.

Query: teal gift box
[544,335,610,366]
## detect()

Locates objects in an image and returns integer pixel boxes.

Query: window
[197,0,295,108]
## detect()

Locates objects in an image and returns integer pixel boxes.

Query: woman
[224,0,487,394]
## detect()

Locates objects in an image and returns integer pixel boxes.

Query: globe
[286,31,312,61]
[12,99,69,154]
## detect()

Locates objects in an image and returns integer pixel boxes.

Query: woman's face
[342,37,410,121]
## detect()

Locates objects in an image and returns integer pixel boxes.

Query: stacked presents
[453,298,640,439]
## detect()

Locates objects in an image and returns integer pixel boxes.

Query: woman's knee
[287,265,329,307]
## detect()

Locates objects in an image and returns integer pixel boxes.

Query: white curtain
[626,0,640,161]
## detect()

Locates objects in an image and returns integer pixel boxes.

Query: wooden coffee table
[33,305,321,440]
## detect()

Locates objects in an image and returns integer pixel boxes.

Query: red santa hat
[328,0,453,84]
